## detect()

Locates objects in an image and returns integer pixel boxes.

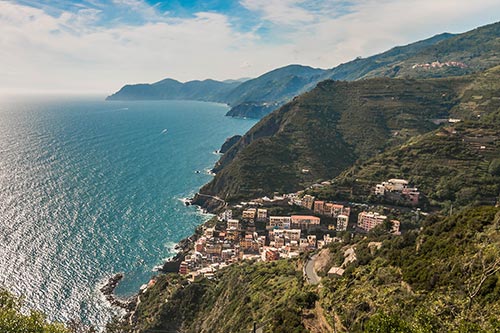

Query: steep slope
[114,260,315,333]
[108,207,500,333]
[321,66,500,208]
[223,64,327,105]
[321,32,456,81]
[227,21,499,118]
[320,206,500,332]
[198,75,470,202]
[324,21,500,82]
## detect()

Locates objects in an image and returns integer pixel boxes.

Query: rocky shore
[100,273,137,311]
[158,235,195,273]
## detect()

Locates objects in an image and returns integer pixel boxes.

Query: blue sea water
[0,95,256,328]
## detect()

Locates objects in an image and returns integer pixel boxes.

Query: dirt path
[303,302,335,333]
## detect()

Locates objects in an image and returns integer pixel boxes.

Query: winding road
[304,254,321,285]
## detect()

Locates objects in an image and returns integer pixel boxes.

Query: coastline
[100,146,226,320]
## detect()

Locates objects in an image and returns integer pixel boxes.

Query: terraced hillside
[198,76,471,202]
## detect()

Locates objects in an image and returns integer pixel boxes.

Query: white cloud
[0,0,498,94]
[240,0,315,25]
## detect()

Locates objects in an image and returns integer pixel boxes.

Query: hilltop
[106,78,241,102]
[107,21,499,118]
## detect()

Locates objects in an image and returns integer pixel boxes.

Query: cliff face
[200,76,469,202]
[224,101,282,118]
[218,135,242,154]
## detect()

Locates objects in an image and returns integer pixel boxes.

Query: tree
[0,288,69,333]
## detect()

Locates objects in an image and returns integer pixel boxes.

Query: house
[256,208,268,222]
[374,178,420,205]
[195,237,206,252]
[357,211,387,232]
[268,216,292,229]
[262,247,280,261]
[401,187,420,205]
[204,227,215,238]
[328,266,345,277]
[242,208,257,220]
[226,228,240,241]
[240,234,259,251]
[386,179,409,192]
[299,238,309,249]
[227,219,240,230]
[307,235,317,247]
[313,200,325,214]
[301,195,315,209]
[270,229,301,245]
[179,261,189,275]
[375,183,386,195]
[337,214,349,231]
[291,215,320,230]
[220,209,232,221]
[205,243,222,256]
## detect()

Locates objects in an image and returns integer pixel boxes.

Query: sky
[0,0,499,94]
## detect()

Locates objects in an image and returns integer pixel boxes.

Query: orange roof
[291,215,320,220]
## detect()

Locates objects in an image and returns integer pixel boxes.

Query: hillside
[223,65,326,105]
[313,66,500,208]
[197,75,474,203]
[107,206,500,333]
[325,21,500,81]
[196,64,500,205]
[109,259,316,333]
[106,78,240,102]
[320,206,500,332]
[106,21,499,119]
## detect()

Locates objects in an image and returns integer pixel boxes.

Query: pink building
[291,215,321,230]
[357,212,387,232]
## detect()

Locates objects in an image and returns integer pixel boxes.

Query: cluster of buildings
[374,178,420,206]
[179,179,415,279]
[312,200,351,231]
[178,208,341,279]
[412,61,467,69]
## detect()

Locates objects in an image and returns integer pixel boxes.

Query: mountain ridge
[106,21,499,119]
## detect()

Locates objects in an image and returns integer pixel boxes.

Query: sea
[0,95,256,328]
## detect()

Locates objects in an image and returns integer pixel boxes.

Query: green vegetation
[105,22,500,332]
[0,289,70,333]
[345,21,500,80]
[320,206,500,332]
[201,75,469,202]
[320,66,500,209]
[109,207,500,333]
[107,22,499,120]
[111,260,315,333]
[200,64,500,207]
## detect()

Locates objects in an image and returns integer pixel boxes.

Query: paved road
[304,254,321,285]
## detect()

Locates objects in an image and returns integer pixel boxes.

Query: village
[178,178,422,280]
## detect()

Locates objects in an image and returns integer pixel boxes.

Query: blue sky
[1,0,499,94]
